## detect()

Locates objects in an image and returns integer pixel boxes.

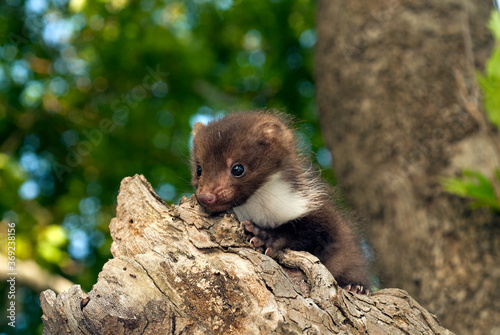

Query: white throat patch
[233,172,310,228]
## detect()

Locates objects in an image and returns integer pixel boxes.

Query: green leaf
[488,10,500,41]
[37,241,67,264]
[442,170,500,211]
[478,11,500,130]
[44,225,68,247]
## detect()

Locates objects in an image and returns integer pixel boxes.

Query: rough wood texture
[41,175,453,334]
[315,1,500,334]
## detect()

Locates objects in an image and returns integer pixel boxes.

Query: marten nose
[198,193,216,206]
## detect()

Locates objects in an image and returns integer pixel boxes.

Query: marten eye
[196,165,202,178]
[231,164,245,177]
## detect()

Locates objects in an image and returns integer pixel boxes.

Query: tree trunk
[41,175,453,334]
[315,1,500,334]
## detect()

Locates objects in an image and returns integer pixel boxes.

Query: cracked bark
[41,175,453,334]
[315,1,499,334]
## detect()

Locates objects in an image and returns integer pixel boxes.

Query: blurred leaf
[478,11,500,129]
[37,241,69,264]
[447,10,500,214]
[43,225,68,247]
[442,170,500,211]
[0,0,320,332]
[488,10,500,40]
[16,236,34,259]
[36,225,69,264]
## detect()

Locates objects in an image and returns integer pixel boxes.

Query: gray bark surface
[41,175,453,334]
[315,1,500,334]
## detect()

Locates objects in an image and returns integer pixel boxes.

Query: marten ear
[192,122,206,137]
[261,122,281,140]
[259,121,293,146]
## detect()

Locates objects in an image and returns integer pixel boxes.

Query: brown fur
[191,111,370,292]
[191,112,300,211]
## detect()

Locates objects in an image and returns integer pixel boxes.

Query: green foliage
[1,0,324,333]
[442,170,500,211]
[443,10,500,213]
[477,11,500,129]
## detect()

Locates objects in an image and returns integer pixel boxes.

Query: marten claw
[343,284,369,295]
[264,247,277,258]
[242,220,282,259]
[242,220,258,234]
[243,221,266,249]
[250,236,264,247]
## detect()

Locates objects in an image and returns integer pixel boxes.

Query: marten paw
[241,221,284,258]
[242,221,265,247]
[241,220,259,236]
[343,284,370,295]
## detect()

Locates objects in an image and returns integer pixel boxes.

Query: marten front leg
[242,220,370,295]
[241,221,287,258]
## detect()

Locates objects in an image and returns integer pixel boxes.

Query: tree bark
[41,175,453,334]
[315,1,500,334]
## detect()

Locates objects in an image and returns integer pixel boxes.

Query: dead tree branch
[40,175,454,335]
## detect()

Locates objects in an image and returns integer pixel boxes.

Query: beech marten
[190,111,370,294]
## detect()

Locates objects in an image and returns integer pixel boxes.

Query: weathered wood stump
[40,174,454,334]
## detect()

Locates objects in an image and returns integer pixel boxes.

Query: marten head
[190,112,298,213]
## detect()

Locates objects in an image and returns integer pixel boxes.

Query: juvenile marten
[190,111,370,294]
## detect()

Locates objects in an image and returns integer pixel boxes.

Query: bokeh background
[0,0,333,333]
[3,0,500,334]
